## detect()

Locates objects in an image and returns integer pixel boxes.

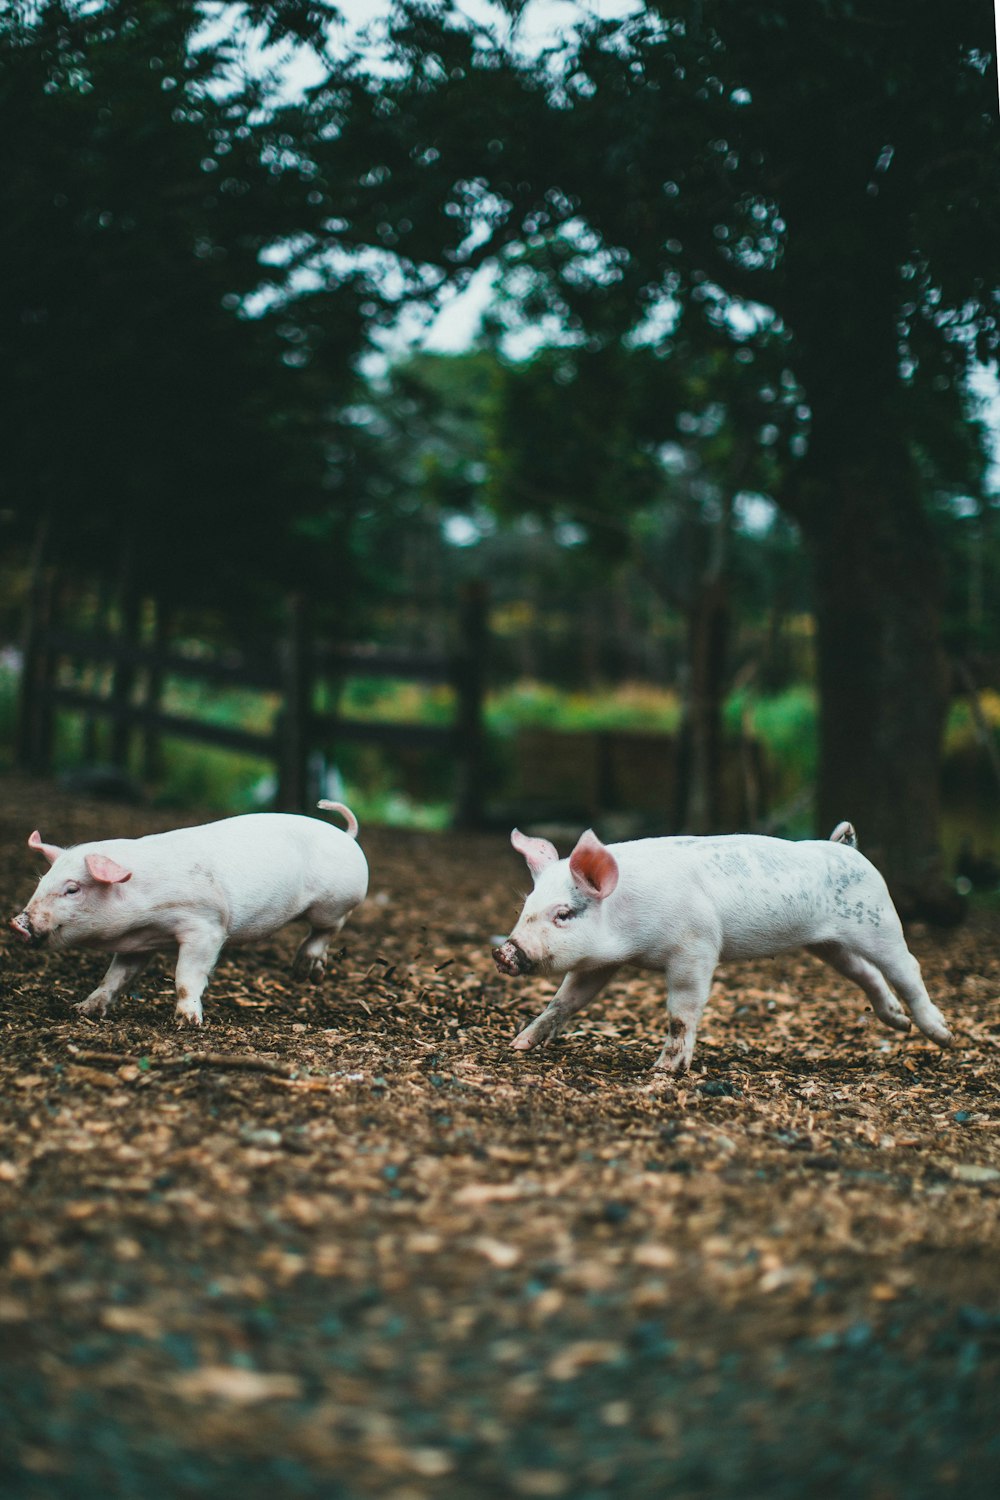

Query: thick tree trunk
[777,190,962,919]
[804,474,955,917]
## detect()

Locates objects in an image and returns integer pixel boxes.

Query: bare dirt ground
[1,773,999,1499]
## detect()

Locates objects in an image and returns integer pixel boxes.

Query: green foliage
[727,684,818,799]
[147,743,273,814]
[340,678,456,726]
[336,351,504,628]
[943,689,1000,753]
[0,0,364,612]
[486,680,682,736]
[329,775,452,833]
[160,681,278,735]
[0,658,18,768]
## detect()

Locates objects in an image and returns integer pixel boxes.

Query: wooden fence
[14,582,488,826]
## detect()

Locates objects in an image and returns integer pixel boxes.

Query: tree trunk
[110,532,142,771]
[792,412,960,920]
[778,189,962,920]
[673,492,734,835]
[675,576,729,833]
[453,581,488,830]
[141,598,172,783]
[277,592,311,812]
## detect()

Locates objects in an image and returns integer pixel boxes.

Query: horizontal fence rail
[15,584,488,826]
[40,632,462,689]
[48,689,277,757]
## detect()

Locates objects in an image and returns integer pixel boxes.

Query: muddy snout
[493,938,533,977]
[10,911,41,945]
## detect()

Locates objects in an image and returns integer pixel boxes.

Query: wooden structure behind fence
[14,584,488,827]
[511,726,769,832]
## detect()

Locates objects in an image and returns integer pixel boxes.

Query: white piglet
[493,822,951,1072]
[10,801,367,1025]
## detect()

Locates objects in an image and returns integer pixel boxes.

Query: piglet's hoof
[73,996,113,1018]
[513,1017,563,1050]
[293,954,326,981]
[652,1051,691,1076]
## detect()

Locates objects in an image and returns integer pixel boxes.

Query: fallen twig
[267,1076,335,1091]
[65,1044,297,1079]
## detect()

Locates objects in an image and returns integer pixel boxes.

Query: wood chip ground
[1,775,998,1498]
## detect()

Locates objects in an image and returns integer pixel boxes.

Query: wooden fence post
[141,599,171,783]
[15,565,56,773]
[72,579,111,764]
[109,584,142,771]
[453,581,487,829]
[277,592,311,811]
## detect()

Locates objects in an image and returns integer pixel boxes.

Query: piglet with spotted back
[493,822,951,1072]
[9,802,367,1025]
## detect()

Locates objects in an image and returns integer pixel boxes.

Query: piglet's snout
[10,912,38,945]
[493,939,533,977]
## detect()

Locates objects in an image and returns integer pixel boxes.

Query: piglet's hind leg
[807,942,911,1034]
[874,946,951,1046]
[292,907,352,980]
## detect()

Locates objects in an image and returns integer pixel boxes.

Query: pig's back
[616,833,892,960]
[137,813,368,938]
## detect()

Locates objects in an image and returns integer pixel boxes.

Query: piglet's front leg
[75,953,151,1018]
[512,966,619,1052]
[173,925,224,1026]
[654,944,718,1074]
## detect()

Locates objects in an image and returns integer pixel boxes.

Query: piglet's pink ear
[511,827,559,880]
[568,829,619,900]
[84,852,132,885]
[28,830,62,865]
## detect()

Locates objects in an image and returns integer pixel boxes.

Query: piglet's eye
[62,883,81,897]
[553,907,575,925]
